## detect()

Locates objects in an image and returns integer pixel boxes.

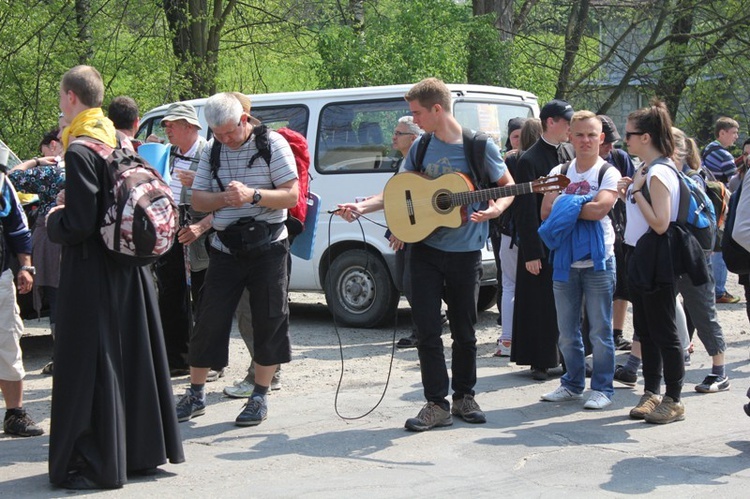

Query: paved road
[2,290,750,498]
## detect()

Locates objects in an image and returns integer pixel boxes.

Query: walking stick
[178,204,193,336]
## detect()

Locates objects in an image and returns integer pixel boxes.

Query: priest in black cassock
[511,100,575,381]
[47,65,184,490]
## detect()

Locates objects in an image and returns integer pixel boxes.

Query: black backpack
[414,127,491,189]
[722,178,750,274]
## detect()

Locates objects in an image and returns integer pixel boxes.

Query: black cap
[540,99,574,122]
[505,117,527,150]
[597,115,621,144]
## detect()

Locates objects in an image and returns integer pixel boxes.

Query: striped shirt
[702,140,736,182]
[192,129,298,252]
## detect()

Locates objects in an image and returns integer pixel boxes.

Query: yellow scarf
[62,107,117,150]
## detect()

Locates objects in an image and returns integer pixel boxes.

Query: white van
[136,84,539,327]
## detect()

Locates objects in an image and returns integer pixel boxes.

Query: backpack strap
[462,127,490,189]
[640,160,691,226]
[209,140,225,191]
[249,124,272,167]
[415,132,432,172]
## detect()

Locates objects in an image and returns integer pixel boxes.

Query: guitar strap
[414,127,490,190]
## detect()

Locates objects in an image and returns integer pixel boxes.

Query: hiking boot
[235,395,268,427]
[3,410,44,437]
[451,394,486,424]
[224,380,254,399]
[583,390,612,410]
[629,391,661,420]
[176,389,206,422]
[695,374,730,393]
[614,365,637,387]
[541,385,582,402]
[716,292,740,304]
[644,396,685,424]
[614,335,632,351]
[404,402,453,432]
[206,368,225,382]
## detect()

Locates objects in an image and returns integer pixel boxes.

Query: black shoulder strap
[249,124,272,167]
[415,132,432,172]
[598,162,612,187]
[641,162,691,225]
[462,127,490,189]
[561,160,572,176]
[209,140,225,191]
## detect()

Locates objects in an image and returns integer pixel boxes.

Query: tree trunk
[473,0,514,41]
[554,0,590,99]
[164,0,237,99]
[75,0,93,64]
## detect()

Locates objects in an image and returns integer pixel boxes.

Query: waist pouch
[216,217,284,258]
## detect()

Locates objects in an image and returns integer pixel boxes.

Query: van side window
[251,106,309,136]
[317,100,410,173]
[135,118,167,144]
[453,101,533,148]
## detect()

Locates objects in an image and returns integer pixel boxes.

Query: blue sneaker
[176,388,206,422]
[235,395,268,427]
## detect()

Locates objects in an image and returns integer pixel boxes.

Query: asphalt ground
[2,285,750,498]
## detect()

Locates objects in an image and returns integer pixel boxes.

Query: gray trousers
[676,255,726,357]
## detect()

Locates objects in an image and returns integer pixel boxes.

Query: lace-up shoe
[235,395,268,426]
[644,396,685,424]
[3,410,43,437]
[176,388,206,422]
[404,402,453,431]
[629,391,661,420]
[583,391,612,410]
[541,385,582,402]
[695,374,730,393]
[451,394,486,424]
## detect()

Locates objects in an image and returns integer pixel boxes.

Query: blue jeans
[712,251,728,297]
[553,257,616,398]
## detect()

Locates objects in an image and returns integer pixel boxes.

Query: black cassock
[510,138,569,370]
[47,142,184,488]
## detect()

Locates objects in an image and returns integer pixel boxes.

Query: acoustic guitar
[383,172,570,243]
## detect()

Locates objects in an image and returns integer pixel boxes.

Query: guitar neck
[451,182,533,206]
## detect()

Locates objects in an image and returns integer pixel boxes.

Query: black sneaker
[614,335,632,351]
[235,395,268,427]
[176,389,206,422]
[695,374,730,393]
[4,410,44,437]
[451,394,486,424]
[614,364,637,387]
[531,367,548,381]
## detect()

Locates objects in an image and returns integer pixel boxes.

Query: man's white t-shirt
[548,157,621,266]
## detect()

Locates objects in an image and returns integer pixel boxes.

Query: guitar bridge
[406,190,415,225]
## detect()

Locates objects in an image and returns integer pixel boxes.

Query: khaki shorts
[0,269,25,381]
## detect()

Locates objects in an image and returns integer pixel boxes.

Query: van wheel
[324,249,399,328]
[477,285,498,312]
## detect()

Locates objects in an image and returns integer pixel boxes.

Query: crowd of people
[0,67,747,489]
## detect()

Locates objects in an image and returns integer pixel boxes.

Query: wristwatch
[19,265,36,276]
[251,189,262,205]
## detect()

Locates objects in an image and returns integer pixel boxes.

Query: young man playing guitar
[338,77,514,430]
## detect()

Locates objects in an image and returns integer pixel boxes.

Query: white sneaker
[223,380,254,399]
[541,385,582,402]
[494,340,511,357]
[583,390,612,410]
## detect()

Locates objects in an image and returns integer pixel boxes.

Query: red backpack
[210,124,310,235]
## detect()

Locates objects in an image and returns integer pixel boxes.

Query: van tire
[324,249,399,328]
[477,285,498,312]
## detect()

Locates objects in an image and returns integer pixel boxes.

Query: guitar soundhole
[434,191,452,212]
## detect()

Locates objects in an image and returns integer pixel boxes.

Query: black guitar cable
[324,209,401,421]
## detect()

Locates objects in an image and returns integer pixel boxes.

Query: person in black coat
[47,65,184,490]
[511,100,575,380]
